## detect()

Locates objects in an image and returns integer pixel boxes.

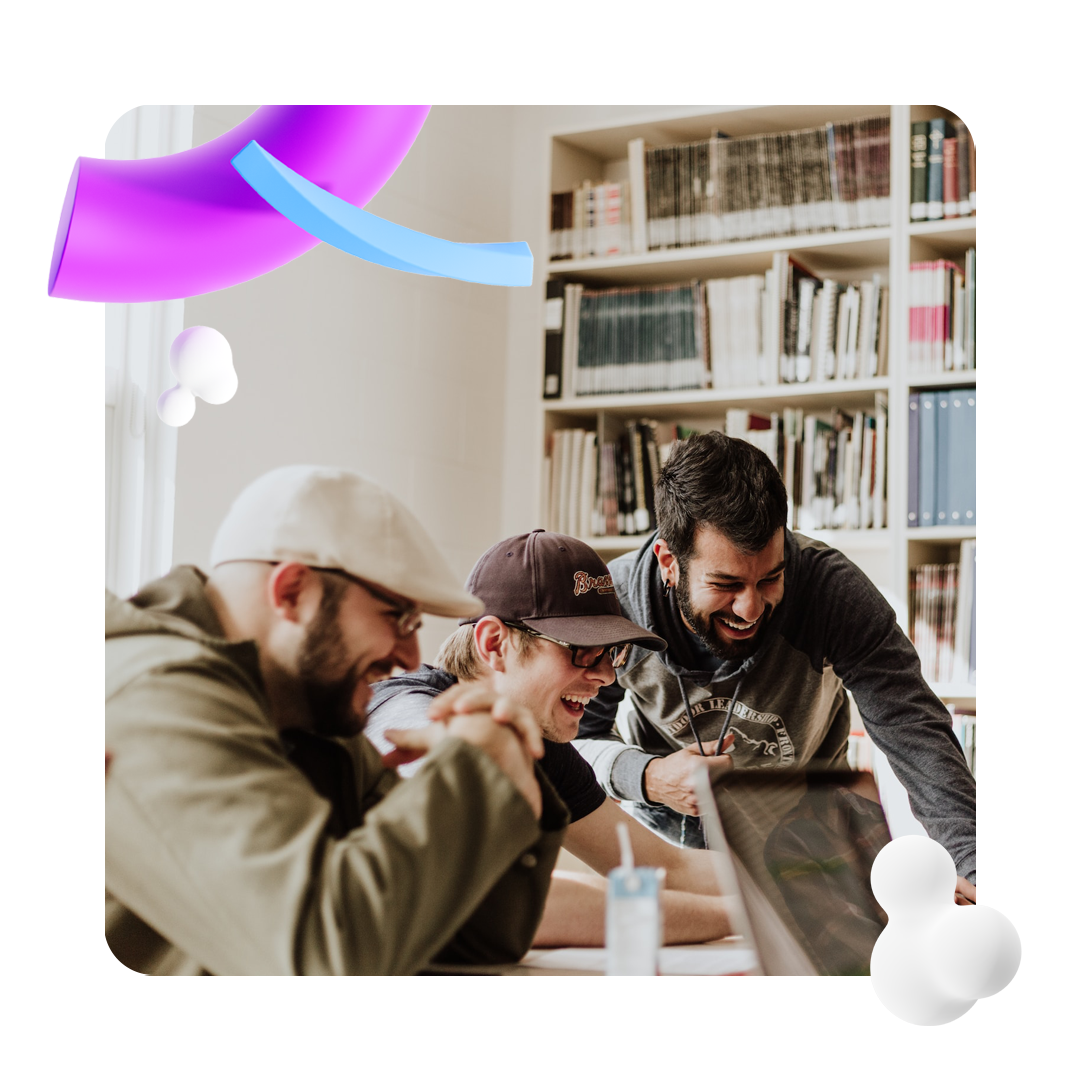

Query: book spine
[918,391,937,526]
[926,118,948,220]
[958,388,975,527]
[873,391,888,529]
[907,392,920,527]
[943,137,959,218]
[934,390,950,526]
[955,121,972,216]
[543,278,566,399]
[581,430,598,538]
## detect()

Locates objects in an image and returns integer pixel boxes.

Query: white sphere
[928,905,1022,1000]
[157,385,196,427]
[871,835,957,916]
[871,922,976,1026]
[169,326,237,403]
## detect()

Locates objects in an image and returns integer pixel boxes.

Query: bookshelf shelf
[545,227,891,286]
[908,219,976,242]
[907,526,976,541]
[906,371,977,390]
[544,378,890,421]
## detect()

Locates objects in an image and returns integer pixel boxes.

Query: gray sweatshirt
[575,529,976,883]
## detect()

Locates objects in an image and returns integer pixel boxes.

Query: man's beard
[675,570,771,662]
[298,578,365,738]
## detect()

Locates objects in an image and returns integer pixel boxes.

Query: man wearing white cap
[105,465,567,975]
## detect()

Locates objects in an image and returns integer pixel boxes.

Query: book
[873,391,888,529]
[910,121,930,221]
[943,137,959,218]
[567,427,585,537]
[934,390,950,525]
[907,392,920,526]
[543,279,566,399]
[560,283,583,398]
[918,391,937,526]
[954,388,976,526]
[965,247,976,369]
[580,431,597,539]
[954,539,976,684]
[925,118,951,220]
[627,137,648,254]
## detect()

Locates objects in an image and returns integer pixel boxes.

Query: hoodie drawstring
[677,671,746,757]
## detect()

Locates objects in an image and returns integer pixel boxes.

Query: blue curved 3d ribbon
[232,140,533,287]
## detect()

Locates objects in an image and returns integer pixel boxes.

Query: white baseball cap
[210,465,483,619]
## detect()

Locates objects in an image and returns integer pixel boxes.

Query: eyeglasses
[508,623,631,669]
[315,568,423,638]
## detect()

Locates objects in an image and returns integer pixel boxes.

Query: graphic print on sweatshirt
[668,695,795,768]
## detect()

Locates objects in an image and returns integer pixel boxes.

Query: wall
[176,105,515,660]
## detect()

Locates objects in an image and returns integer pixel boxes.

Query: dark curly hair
[655,431,788,562]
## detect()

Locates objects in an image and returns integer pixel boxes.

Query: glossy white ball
[157,385,196,427]
[169,325,237,404]
[871,834,957,916]
[928,904,1022,1000]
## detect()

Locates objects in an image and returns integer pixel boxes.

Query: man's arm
[363,685,437,778]
[531,798,734,946]
[813,550,977,882]
[575,677,664,803]
[106,659,562,975]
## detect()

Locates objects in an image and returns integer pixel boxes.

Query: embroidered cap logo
[573,571,615,597]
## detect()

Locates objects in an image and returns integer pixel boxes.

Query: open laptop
[694,765,891,976]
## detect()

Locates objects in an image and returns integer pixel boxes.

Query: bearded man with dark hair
[575,431,977,905]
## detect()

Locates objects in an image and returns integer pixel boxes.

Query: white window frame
[104,105,194,598]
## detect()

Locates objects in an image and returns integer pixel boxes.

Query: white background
[3,3,1073,1077]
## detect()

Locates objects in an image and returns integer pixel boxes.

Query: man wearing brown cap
[105,466,567,975]
[367,529,736,946]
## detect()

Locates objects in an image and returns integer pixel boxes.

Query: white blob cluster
[157,326,238,427]
[870,836,1021,1026]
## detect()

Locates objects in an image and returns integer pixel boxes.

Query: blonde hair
[436,622,536,681]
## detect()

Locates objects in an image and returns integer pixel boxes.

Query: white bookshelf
[535,103,975,707]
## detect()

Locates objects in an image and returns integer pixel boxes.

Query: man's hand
[643,734,735,815]
[427,684,545,761]
[382,712,543,819]
[954,876,976,906]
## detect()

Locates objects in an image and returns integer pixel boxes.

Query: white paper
[520,946,757,976]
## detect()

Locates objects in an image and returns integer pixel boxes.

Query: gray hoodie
[575,530,976,882]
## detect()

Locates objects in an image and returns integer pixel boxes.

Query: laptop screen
[695,767,891,976]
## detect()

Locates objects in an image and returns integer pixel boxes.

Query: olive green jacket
[105,567,567,975]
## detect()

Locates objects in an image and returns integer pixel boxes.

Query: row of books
[543,255,889,400]
[908,251,976,374]
[548,180,632,261]
[544,280,709,398]
[549,115,891,262]
[909,540,976,687]
[907,389,976,528]
[910,118,975,222]
[707,266,888,389]
[544,420,678,539]
[787,398,889,531]
[544,399,888,540]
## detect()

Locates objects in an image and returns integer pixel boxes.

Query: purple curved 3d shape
[48,105,430,302]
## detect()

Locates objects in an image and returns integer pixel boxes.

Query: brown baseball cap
[461,530,666,651]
